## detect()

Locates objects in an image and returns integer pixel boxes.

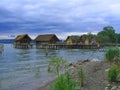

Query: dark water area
[0,44,106,90]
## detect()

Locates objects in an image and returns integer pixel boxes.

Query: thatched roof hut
[80,34,99,45]
[35,34,59,45]
[14,34,32,48]
[66,36,80,45]
[14,34,32,42]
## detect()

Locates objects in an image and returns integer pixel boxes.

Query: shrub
[108,65,119,82]
[105,47,120,65]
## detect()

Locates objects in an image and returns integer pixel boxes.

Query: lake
[0,44,105,90]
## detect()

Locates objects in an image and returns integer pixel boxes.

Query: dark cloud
[0,0,120,39]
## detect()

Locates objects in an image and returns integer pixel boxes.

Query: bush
[105,47,120,65]
[108,65,119,82]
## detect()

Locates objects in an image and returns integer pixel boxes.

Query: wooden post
[45,46,48,56]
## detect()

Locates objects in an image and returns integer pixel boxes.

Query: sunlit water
[0,44,106,90]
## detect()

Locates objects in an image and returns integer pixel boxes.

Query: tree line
[87,26,120,44]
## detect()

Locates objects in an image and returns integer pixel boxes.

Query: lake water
[0,44,105,90]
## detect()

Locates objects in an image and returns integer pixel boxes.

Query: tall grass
[48,57,85,90]
[105,47,120,82]
[78,68,85,87]
[108,65,119,82]
[52,72,76,90]
[48,57,67,77]
[105,47,120,65]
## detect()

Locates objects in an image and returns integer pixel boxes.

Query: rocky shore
[38,60,120,90]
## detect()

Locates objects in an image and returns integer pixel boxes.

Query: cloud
[81,18,109,24]
[0,0,120,39]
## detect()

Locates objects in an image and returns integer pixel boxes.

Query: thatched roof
[80,35,88,41]
[66,36,80,42]
[80,34,98,42]
[14,34,32,41]
[35,34,59,42]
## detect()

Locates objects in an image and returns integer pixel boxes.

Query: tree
[87,32,94,39]
[116,34,120,43]
[97,26,116,44]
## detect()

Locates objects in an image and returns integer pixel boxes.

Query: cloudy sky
[0,0,120,39]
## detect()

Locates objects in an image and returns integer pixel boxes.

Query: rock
[111,86,117,90]
[107,84,111,87]
[105,68,110,72]
[105,87,109,90]
[69,63,73,66]
[82,59,90,63]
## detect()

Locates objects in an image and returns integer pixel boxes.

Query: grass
[52,72,76,90]
[48,57,67,77]
[48,56,86,90]
[78,68,85,87]
[105,47,120,65]
[108,65,119,82]
[34,67,40,77]
[105,47,120,82]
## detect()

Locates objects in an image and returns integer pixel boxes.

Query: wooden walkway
[14,44,33,49]
[36,44,100,49]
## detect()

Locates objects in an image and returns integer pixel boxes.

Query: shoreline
[38,60,112,90]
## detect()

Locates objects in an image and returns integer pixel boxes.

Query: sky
[0,0,120,39]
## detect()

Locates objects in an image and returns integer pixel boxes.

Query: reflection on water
[0,44,106,90]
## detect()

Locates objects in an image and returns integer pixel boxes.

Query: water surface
[0,44,105,90]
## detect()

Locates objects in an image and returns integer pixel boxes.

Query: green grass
[78,68,85,87]
[105,47,120,82]
[52,72,76,90]
[34,67,40,77]
[48,57,67,77]
[108,65,119,82]
[105,47,120,65]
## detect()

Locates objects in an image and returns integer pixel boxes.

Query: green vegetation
[105,47,120,82]
[97,26,120,44]
[108,65,119,82]
[34,67,40,77]
[78,68,85,87]
[52,72,76,90]
[48,57,67,77]
[48,57,86,90]
[105,47,120,65]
